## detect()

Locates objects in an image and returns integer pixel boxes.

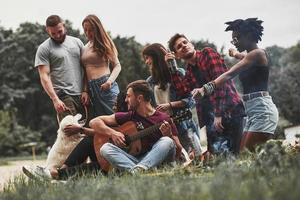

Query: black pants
[57,136,101,179]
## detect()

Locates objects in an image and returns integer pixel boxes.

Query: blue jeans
[100,137,176,172]
[176,118,202,156]
[88,75,119,117]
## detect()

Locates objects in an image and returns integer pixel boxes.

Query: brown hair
[82,14,118,61]
[46,15,63,27]
[168,33,188,53]
[126,80,152,102]
[142,43,171,90]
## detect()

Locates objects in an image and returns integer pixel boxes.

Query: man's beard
[51,33,66,44]
[128,101,139,112]
[182,51,194,60]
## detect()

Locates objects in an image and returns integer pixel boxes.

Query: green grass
[1,140,300,200]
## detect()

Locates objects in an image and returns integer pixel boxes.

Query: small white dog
[45,114,84,170]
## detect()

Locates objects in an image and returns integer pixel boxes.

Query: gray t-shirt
[35,35,84,96]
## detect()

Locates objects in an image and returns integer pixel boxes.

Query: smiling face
[83,21,95,42]
[46,22,66,44]
[173,37,195,60]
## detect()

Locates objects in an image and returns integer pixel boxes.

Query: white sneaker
[22,165,52,181]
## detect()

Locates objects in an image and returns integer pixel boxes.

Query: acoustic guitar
[93,109,192,172]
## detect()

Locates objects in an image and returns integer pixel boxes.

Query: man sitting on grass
[90,80,183,173]
[23,80,183,179]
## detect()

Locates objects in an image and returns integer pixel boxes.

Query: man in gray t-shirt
[35,15,89,122]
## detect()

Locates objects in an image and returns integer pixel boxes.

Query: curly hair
[168,33,188,53]
[225,18,264,43]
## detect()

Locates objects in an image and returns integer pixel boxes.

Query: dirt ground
[0,159,46,191]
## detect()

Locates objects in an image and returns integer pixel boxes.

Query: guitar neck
[128,122,162,142]
[125,109,190,144]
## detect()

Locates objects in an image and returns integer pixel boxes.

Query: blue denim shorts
[243,95,278,134]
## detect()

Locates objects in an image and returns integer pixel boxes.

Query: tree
[269,42,300,125]
[0,22,149,151]
[113,35,148,90]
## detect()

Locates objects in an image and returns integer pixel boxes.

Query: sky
[1,0,300,51]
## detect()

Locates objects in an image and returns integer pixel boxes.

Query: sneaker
[50,180,67,184]
[130,165,147,175]
[22,165,52,181]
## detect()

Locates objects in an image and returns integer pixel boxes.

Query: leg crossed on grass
[100,136,176,173]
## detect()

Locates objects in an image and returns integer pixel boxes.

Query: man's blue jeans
[100,137,176,172]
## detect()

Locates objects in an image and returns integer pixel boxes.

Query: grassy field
[1,140,299,200]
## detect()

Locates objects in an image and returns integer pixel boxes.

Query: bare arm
[38,65,69,113]
[192,49,263,104]
[64,124,95,137]
[100,55,121,91]
[89,114,126,146]
[81,67,90,106]
[64,115,118,137]
[156,100,186,112]
[214,49,261,87]
[38,65,58,101]
[229,48,246,60]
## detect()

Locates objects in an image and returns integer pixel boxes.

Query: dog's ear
[74,113,82,122]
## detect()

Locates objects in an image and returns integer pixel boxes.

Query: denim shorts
[243,95,278,134]
[88,74,119,116]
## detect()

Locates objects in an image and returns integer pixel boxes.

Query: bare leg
[240,131,273,152]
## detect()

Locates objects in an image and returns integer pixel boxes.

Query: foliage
[0,110,46,156]
[0,23,148,150]
[113,35,148,90]
[0,20,299,155]
[268,43,300,125]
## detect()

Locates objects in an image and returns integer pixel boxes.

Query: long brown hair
[82,14,118,61]
[142,43,171,90]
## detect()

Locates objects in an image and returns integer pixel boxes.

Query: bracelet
[169,102,173,109]
[203,81,216,95]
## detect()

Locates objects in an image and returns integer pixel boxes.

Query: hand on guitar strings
[159,120,172,137]
[111,131,126,147]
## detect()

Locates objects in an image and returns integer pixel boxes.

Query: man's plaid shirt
[171,48,244,127]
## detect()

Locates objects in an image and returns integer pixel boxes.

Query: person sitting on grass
[23,80,183,179]
[91,80,183,173]
[22,92,128,181]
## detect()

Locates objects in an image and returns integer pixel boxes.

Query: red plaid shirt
[171,48,243,126]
